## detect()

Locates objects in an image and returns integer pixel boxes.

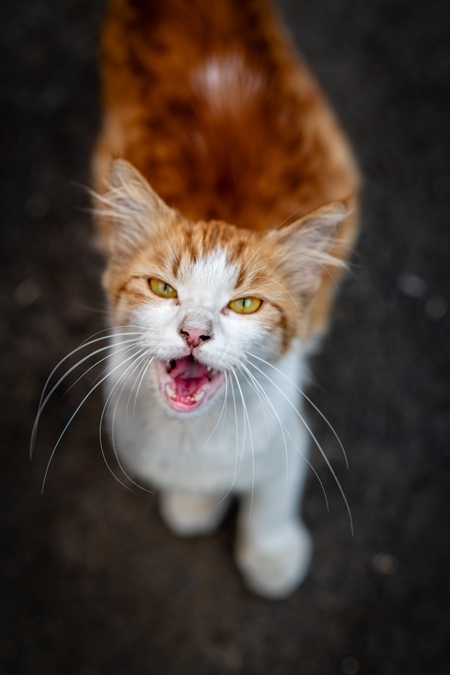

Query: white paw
[236,523,312,599]
[160,490,229,537]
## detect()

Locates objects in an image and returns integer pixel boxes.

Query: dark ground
[1,0,449,673]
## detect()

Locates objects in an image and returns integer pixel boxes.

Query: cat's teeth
[165,383,176,398]
[192,390,205,402]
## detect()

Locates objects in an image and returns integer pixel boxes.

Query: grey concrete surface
[1,0,449,673]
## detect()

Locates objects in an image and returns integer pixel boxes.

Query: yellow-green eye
[149,278,178,299]
[228,297,262,314]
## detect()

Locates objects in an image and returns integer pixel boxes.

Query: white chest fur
[105,337,308,496]
[104,335,313,599]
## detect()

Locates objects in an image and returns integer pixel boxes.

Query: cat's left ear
[105,159,177,259]
[271,201,349,294]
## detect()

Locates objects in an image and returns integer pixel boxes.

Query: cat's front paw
[160,490,229,537]
[236,522,312,599]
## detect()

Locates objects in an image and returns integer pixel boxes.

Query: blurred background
[1,0,449,673]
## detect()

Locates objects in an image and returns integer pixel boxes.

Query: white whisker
[239,358,330,510]
[194,375,228,457]
[244,358,353,534]
[78,325,145,346]
[245,351,348,469]
[132,354,155,418]
[99,350,147,493]
[124,353,153,434]
[30,335,143,459]
[237,360,289,484]
[230,367,255,519]
[64,340,142,396]
[40,347,144,493]
[99,349,154,493]
[33,327,143,416]
[236,362,272,440]
[218,372,241,504]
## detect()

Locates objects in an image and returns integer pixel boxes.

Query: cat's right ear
[269,201,349,297]
[105,159,176,259]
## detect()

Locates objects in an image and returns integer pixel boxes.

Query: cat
[87,0,360,599]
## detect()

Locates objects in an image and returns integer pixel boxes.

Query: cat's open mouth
[155,356,224,412]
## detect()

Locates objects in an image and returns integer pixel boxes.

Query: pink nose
[179,327,212,349]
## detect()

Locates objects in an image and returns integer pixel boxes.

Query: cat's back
[95,0,359,232]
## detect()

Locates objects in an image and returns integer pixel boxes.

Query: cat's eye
[228,297,262,314]
[149,278,178,299]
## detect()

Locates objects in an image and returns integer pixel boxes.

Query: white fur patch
[178,248,238,306]
[191,54,264,114]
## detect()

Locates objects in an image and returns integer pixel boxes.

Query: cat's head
[99,160,347,418]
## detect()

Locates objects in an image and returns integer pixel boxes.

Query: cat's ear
[271,201,349,295]
[105,159,176,258]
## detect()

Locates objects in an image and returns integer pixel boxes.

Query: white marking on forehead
[178,248,238,306]
[191,54,264,114]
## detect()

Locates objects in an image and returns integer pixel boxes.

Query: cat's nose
[179,326,212,349]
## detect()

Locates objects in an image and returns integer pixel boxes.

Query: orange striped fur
[93,0,359,341]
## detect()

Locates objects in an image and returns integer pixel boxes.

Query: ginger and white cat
[90,0,359,598]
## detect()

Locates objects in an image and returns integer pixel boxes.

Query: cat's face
[101,160,346,418]
[109,222,294,417]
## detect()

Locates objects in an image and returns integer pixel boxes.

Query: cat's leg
[235,450,312,599]
[160,489,230,537]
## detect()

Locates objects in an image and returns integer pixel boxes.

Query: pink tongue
[170,357,209,396]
